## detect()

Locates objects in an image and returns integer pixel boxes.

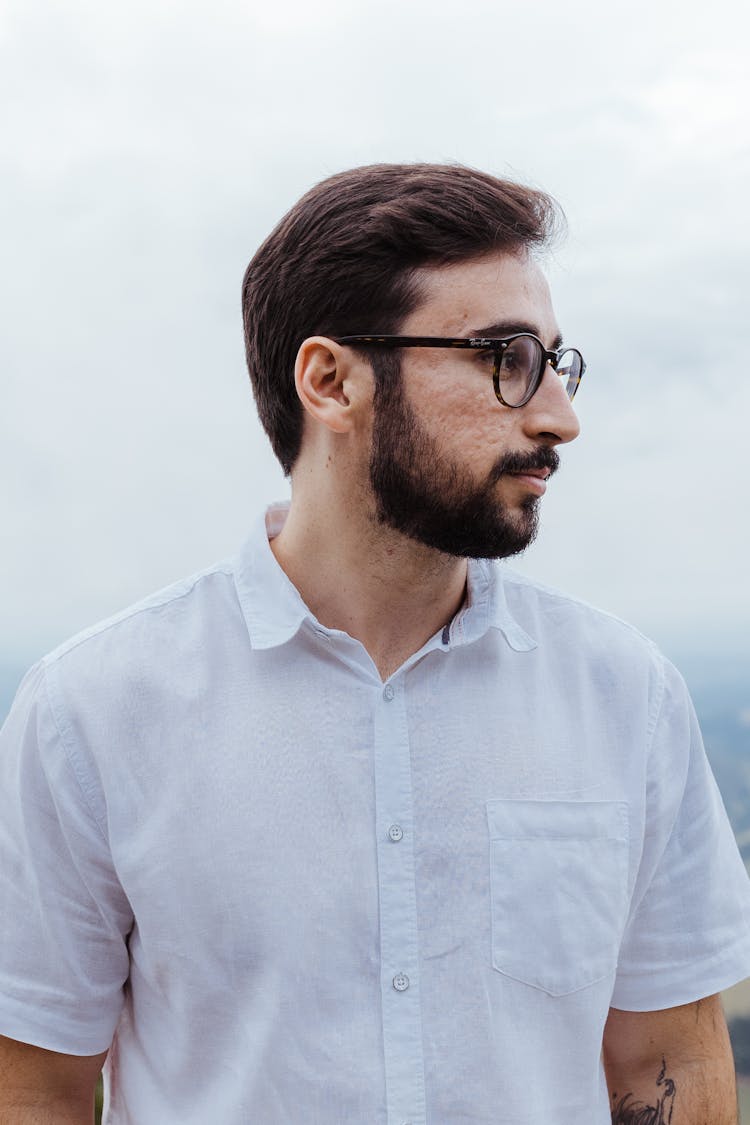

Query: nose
[521,362,581,446]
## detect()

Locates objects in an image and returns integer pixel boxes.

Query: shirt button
[388,824,404,842]
[383,683,395,701]
[392,972,410,992]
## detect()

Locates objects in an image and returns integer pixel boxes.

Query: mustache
[488,446,560,485]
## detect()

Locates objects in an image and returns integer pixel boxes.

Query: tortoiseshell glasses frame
[333,333,585,408]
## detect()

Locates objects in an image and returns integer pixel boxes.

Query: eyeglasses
[333,333,585,408]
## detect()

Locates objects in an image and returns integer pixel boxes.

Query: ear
[294,336,358,435]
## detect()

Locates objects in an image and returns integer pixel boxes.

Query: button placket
[372,679,427,1125]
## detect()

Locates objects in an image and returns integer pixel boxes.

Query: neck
[269,475,468,682]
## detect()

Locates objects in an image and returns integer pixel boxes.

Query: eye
[501,344,524,371]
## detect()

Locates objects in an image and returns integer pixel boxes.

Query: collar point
[490,620,538,652]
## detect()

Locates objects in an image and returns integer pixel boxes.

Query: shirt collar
[234,502,537,654]
[234,502,312,650]
[461,558,537,653]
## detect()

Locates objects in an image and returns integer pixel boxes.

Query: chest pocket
[487,799,629,996]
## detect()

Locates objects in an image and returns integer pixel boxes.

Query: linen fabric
[1,501,750,1124]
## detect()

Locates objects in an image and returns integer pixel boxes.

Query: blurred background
[1,0,749,1113]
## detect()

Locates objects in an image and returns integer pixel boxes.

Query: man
[1,163,749,1124]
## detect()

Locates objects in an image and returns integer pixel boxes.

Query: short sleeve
[611,657,750,1010]
[0,661,133,1053]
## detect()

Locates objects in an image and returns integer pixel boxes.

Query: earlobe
[294,336,352,435]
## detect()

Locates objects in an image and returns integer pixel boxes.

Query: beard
[367,356,559,559]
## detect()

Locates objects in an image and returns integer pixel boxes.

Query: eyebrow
[467,321,564,352]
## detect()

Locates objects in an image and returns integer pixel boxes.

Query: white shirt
[1,501,749,1124]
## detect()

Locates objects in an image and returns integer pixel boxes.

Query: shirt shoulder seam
[42,663,110,843]
[42,563,235,666]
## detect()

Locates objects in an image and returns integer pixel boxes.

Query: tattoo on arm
[610,1058,676,1124]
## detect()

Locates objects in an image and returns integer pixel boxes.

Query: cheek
[431,376,517,462]
[407,358,520,470]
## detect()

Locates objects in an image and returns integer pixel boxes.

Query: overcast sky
[1,0,749,681]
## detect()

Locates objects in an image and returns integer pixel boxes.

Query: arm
[603,994,738,1124]
[0,1035,107,1124]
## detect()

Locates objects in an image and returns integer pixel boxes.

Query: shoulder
[0,559,253,831]
[39,559,242,709]
[497,564,667,687]
[499,565,657,645]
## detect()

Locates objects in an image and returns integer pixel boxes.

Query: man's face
[367,250,581,558]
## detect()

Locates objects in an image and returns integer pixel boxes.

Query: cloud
[1,0,748,662]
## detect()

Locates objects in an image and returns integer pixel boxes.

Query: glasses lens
[556,348,583,401]
[496,335,542,406]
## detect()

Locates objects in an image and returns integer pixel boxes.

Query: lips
[493,447,560,482]
[508,468,550,480]
[504,467,551,495]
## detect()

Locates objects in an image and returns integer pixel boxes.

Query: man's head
[242,163,562,474]
[242,163,580,559]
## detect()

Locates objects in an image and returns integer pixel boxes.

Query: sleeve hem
[610,938,750,1011]
[0,997,116,1056]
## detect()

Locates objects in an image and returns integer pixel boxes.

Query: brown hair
[242,163,562,474]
